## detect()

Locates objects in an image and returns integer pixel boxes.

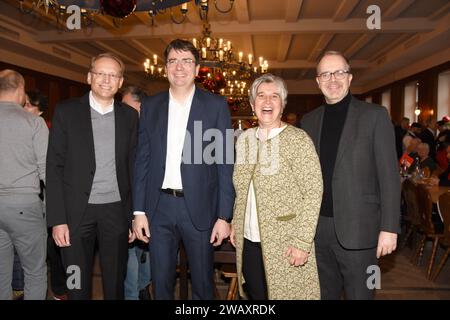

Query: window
[437,70,450,120]
[382,89,391,115]
[404,81,418,122]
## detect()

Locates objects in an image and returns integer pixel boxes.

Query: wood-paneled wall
[0,61,89,123]
[3,60,448,128]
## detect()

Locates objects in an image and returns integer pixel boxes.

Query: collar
[169,85,196,106]
[256,124,287,140]
[89,91,114,115]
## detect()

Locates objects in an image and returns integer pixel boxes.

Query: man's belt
[161,188,184,197]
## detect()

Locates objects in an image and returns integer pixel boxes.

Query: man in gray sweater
[0,69,49,300]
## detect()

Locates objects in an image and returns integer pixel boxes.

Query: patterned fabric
[232,125,323,300]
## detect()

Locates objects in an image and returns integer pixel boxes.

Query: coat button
[85,192,89,196]
[90,170,94,176]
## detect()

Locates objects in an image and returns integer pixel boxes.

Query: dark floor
[47,240,450,300]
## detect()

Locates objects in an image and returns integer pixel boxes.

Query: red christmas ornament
[214,73,226,89]
[100,0,137,18]
[196,66,210,83]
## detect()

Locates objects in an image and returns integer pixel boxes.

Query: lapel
[184,88,203,166]
[158,91,170,162]
[114,101,124,167]
[79,94,96,166]
[334,97,359,171]
[185,87,202,144]
[311,106,325,156]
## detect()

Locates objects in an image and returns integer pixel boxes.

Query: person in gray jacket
[301,51,400,300]
[0,69,49,300]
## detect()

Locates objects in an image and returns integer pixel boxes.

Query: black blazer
[46,93,138,232]
[302,96,401,249]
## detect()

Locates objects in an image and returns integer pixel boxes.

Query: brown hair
[164,39,200,65]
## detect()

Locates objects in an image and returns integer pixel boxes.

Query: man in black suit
[419,118,437,160]
[301,51,400,300]
[132,39,235,299]
[46,53,138,299]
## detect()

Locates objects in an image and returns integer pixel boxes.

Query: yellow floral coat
[232,125,323,299]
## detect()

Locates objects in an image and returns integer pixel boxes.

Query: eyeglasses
[317,70,350,82]
[90,71,122,81]
[166,58,195,67]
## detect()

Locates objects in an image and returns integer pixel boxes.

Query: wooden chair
[422,166,431,178]
[177,240,238,300]
[213,240,238,300]
[431,192,450,281]
[401,179,422,250]
[413,184,444,278]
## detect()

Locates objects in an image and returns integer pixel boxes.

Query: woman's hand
[229,224,236,248]
[285,246,310,267]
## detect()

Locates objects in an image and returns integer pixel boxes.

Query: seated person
[430,143,450,186]
[399,136,421,172]
[417,143,437,177]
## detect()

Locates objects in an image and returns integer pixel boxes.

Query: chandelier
[143,19,269,114]
[17,1,236,27]
[193,20,268,113]
[143,55,167,79]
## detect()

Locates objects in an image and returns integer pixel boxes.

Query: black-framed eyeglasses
[90,71,122,81]
[317,70,350,82]
[166,58,195,67]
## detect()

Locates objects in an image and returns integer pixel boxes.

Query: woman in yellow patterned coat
[230,74,323,299]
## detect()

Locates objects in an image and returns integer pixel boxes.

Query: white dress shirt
[89,91,114,115]
[161,86,195,189]
[134,86,195,216]
[244,125,287,242]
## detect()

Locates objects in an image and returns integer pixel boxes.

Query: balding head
[0,69,26,105]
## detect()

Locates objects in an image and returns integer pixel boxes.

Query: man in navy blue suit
[132,39,235,300]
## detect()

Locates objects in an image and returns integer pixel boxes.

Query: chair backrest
[416,183,435,234]
[214,240,236,264]
[402,179,421,226]
[437,192,450,242]
[422,167,431,178]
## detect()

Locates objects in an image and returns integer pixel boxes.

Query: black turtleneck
[319,91,351,217]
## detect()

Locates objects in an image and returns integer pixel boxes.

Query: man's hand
[133,215,150,243]
[377,231,398,258]
[53,224,71,247]
[285,246,310,266]
[128,228,136,243]
[210,219,231,247]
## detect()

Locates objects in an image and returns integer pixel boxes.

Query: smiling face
[316,54,352,104]
[252,82,284,130]
[87,57,123,104]
[165,49,199,91]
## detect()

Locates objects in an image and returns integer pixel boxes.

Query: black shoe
[12,290,24,300]
[139,285,152,300]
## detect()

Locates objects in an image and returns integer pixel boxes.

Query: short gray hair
[0,69,24,94]
[317,51,351,74]
[122,86,146,103]
[249,73,288,108]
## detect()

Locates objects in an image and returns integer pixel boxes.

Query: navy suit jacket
[133,87,235,231]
